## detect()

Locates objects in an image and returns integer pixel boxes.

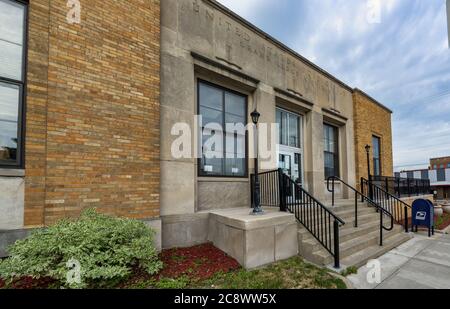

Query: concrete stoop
[297,199,413,272]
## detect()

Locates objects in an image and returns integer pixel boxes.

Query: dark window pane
[201,157,224,175]
[276,108,301,148]
[0,82,19,162]
[224,158,245,177]
[421,170,429,180]
[281,112,288,145]
[225,113,245,126]
[372,136,381,176]
[199,83,223,111]
[200,106,222,125]
[324,124,339,178]
[276,109,282,144]
[437,169,446,182]
[199,82,246,177]
[225,92,245,117]
[288,114,299,148]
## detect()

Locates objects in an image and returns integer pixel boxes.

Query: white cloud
[217,0,272,19]
[219,0,450,170]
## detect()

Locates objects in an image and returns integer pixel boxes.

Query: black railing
[252,169,345,268]
[372,176,431,198]
[327,176,360,227]
[361,178,411,235]
[328,176,395,246]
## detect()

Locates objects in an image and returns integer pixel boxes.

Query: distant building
[430,156,450,170]
[395,156,450,200]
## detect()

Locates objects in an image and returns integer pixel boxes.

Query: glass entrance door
[278,150,302,185]
[276,108,303,186]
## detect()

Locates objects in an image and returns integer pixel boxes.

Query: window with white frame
[276,108,301,149]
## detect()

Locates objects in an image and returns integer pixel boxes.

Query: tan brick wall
[25,0,161,227]
[353,90,393,187]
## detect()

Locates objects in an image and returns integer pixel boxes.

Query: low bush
[0,209,162,289]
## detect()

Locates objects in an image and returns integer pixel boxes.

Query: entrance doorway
[276,108,303,187]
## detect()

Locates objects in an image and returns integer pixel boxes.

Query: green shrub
[155,276,189,289]
[341,266,358,277]
[0,209,162,288]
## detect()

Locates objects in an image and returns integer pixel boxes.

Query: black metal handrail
[327,176,361,227]
[328,176,395,246]
[252,169,345,268]
[372,175,431,198]
[362,178,411,234]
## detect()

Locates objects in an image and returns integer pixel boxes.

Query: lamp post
[251,109,264,215]
[365,144,373,199]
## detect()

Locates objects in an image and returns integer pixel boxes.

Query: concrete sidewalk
[347,233,450,289]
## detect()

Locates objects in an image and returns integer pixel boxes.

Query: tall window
[0,0,27,168]
[276,108,300,148]
[198,81,247,177]
[323,124,339,178]
[372,136,381,176]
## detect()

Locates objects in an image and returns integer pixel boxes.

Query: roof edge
[353,88,393,114]
[205,0,353,92]
[205,0,394,115]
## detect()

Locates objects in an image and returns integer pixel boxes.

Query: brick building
[353,89,394,189]
[1,0,402,268]
[430,156,450,170]
[1,0,162,246]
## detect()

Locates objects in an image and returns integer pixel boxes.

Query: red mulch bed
[406,213,450,231]
[158,243,240,281]
[1,243,240,289]
[0,276,56,289]
[436,213,450,230]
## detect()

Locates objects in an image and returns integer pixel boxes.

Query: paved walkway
[348,233,450,289]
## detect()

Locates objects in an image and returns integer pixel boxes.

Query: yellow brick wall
[25,0,161,227]
[353,90,394,187]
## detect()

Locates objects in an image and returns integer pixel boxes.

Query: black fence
[251,169,345,268]
[371,176,431,198]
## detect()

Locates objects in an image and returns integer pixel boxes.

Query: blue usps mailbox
[411,199,435,237]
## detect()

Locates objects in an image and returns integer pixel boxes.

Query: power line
[394,163,429,168]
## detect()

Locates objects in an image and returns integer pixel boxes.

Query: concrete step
[326,199,367,208]
[301,224,404,266]
[299,222,403,265]
[297,212,382,235]
[299,220,383,253]
[339,232,413,270]
[330,206,376,220]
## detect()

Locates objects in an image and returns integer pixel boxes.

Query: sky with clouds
[217,0,450,171]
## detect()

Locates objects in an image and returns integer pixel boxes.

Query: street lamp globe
[251,109,261,125]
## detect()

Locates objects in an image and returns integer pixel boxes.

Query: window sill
[0,168,25,177]
[198,177,249,183]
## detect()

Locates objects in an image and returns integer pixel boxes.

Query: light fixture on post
[251,109,264,215]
